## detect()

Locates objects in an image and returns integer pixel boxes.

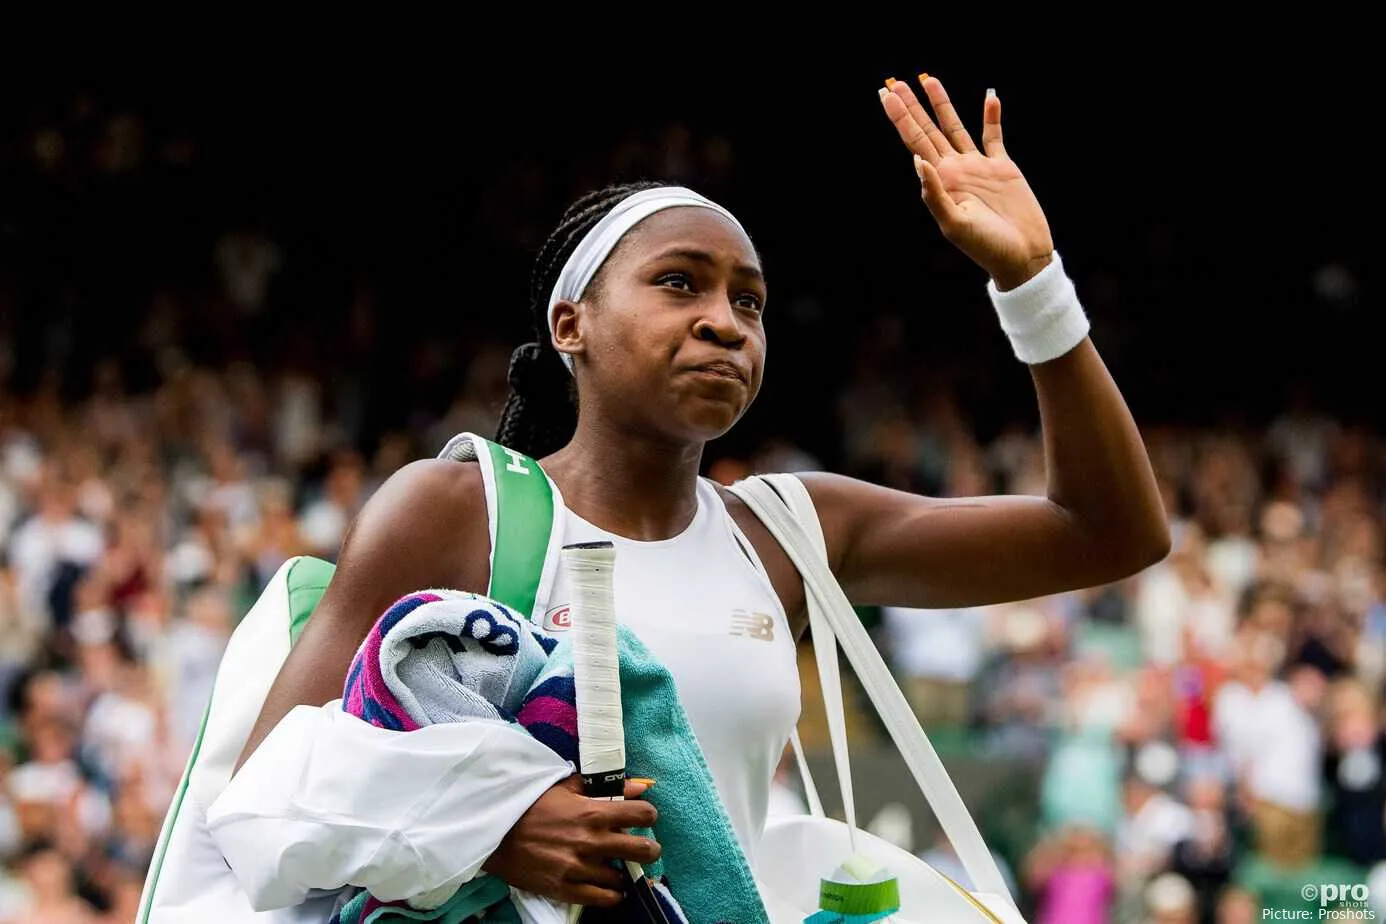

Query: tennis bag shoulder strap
[437,431,566,627]
[727,472,1015,903]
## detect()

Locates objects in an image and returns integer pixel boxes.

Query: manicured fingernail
[630,777,656,787]
[918,72,930,85]
[913,155,925,178]
[987,87,997,100]
[877,87,889,101]
[884,77,898,89]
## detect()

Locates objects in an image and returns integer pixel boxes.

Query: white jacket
[136,557,570,923]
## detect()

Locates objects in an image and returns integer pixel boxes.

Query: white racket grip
[564,541,625,795]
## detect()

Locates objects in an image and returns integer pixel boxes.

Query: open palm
[879,76,1054,290]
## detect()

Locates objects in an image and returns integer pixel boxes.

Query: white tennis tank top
[541,476,801,861]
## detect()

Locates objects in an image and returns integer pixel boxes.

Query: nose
[692,297,746,348]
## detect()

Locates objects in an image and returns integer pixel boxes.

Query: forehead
[614,206,760,270]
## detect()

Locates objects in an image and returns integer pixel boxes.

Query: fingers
[568,882,626,909]
[597,798,658,830]
[920,75,979,154]
[569,860,626,893]
[623,779,653,800]
[889,80,952,163]
[595,832,663,866]
[981,89,1007,158]
[878,87,942,164]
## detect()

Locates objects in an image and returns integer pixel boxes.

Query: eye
[656,272,695,292]
[735,292,765,314]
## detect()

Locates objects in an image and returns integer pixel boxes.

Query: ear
[551,299,587,362]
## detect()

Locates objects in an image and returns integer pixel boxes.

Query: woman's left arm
[804,75,1170,609]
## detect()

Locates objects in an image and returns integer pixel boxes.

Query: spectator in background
[424,343,512,458]
[1116,751,1193,888]
[880,602,986,732]
[1024,823,1116,924]
[1215,633,1326,870]
[0,839,97,923]
[1322,677,1386,866]
[156,586,231,752]
[1038,650,1129,837]
[977,603,1064,761]
[1140,872,1197,924]
[1169,774,1235,921]
[235,477,311,589]
[1134,522,1234,667]
[297,449,368,561]
[5,469,104,636]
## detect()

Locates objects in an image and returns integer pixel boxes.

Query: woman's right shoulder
[368,458,487,520]
[330,458,491,599]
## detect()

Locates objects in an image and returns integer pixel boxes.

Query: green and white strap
[727,473,1015,903]
[437,432,565,626]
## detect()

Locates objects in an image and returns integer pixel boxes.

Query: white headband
[546,186,748,373]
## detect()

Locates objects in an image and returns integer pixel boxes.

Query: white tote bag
[728,475,1029,924]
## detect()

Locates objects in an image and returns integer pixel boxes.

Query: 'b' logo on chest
[729,609,775,642]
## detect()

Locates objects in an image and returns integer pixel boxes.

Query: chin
[676,401,750,442]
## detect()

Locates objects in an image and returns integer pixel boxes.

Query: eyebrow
[649,247,764,283]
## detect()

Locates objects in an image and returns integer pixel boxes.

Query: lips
[688,360,748,383]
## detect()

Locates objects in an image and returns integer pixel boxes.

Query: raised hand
[878,75,1054,291]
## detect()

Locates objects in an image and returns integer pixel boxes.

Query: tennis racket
[562,540,670,924]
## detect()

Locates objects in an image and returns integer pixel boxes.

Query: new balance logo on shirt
[729,609,775,642]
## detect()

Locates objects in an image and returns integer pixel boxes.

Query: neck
[543,413,705,542]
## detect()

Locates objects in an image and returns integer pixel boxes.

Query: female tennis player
[232,75,1170,911]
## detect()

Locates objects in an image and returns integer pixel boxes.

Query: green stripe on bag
[484,440,554,621]
[288,556,337,645]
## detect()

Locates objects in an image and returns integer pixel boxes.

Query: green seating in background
[1235,853,1367,916]
[1072,621,1144,673]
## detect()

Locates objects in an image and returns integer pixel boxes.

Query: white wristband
[986,251,1090,364]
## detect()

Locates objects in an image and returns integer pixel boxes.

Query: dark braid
[496,181,666,459]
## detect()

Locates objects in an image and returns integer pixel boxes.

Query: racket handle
[565,541,624,782]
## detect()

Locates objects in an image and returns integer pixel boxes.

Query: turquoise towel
[530,627,768,923]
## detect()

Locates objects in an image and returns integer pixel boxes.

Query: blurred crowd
[4,350,1385,923]
[847,394,1386,922]
[2,91,1383,924]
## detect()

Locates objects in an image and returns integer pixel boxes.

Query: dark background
[1,39,1374,466]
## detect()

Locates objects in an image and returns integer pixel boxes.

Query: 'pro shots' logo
[543,604,572,632]
[1291,881,1377,919]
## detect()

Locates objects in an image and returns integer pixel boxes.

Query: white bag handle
[728,473,1014,902]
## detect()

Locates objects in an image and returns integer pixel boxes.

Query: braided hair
[496,181,666,458]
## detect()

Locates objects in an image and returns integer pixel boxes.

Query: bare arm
[804,75,1169,610]
[805,338,1167,608]
[234,458,490,772]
